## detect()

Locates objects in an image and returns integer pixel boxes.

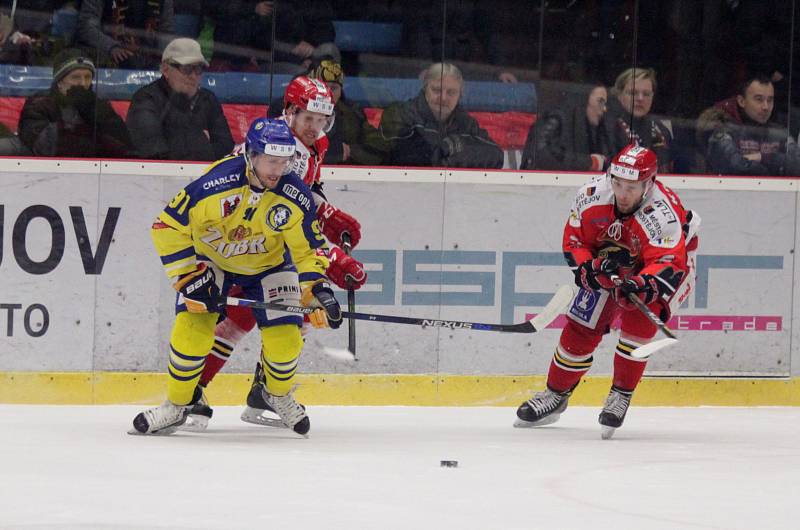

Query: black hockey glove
[301,280,343,329]
[174,263,221,313]
[574,258,618,291]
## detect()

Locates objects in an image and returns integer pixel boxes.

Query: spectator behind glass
[78,0,174,68]
[205,0,338,73]
[605,67,673,173]
[521,84,611,171]
[126,37,233,160]
[378,62,503,169]
[307,59,390,165]
[0,0,47,65]
[18,48,132,157]
[703,75,800,176]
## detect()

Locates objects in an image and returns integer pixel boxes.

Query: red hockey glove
[614,274,660,310]
[574,258,617,291]
[174,263,221,313]
[316,201,361,248]
[324,245,367,290]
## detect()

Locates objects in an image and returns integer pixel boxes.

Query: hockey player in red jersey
[186,76,366,430]
[515,144,700,439]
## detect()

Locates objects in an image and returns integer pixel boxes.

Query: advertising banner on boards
[0,162,794,376]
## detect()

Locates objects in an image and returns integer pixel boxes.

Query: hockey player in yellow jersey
[130,118,342,436]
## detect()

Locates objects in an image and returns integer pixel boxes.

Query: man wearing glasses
[127,38,233,161]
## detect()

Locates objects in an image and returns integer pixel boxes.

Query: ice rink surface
[1,405,798,530]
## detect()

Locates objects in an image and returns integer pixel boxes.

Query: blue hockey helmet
[245,118,296,157]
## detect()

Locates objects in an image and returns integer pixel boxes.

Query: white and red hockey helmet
[283,76,335,116]
[607,143,658,183]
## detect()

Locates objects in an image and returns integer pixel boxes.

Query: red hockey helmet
[283,76,334,116]
[607,143,658,183]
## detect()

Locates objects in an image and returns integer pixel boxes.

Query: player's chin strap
[242,150,260,189]
[216,284,575,335]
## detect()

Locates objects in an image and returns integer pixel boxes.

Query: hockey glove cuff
[323,245,367,290]
[174,263,221,313]
[316,201,362,248]
[614,274,660,310]
[301,280,343,329]
[574,258,617,291]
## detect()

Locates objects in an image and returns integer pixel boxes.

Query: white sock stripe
[614,348,648,363]
[209,350,229,361]
[555,363,593,372]
[618,337,645,350]
[556,344,593,363]
[213,336,235,350]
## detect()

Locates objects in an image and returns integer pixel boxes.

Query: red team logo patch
[221,194,242,217]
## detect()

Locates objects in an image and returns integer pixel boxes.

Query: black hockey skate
[182,386,214,431]
[598,387,633,440]
[240,362,309,435]
[129,387,202,435]
[514,387,572,428]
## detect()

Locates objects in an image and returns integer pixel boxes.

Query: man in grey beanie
[18,48,132,157]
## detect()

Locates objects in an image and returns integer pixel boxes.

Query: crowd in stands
[1,0,800,176]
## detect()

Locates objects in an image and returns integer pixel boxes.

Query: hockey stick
[609,274,678,359]
[609,274,677,340]
[340,233,357,357]
[218,284,575,334]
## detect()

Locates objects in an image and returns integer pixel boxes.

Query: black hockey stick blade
[340,233,357,357]
[219,284,574,334]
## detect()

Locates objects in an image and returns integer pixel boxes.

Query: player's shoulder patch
[190,157,246,199]
[266,203,293,231]
[634,193,682,247]
[276,172,316,213]
[572,175,611,216]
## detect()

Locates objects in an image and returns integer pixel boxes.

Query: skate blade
[513,413,561,428]
[240,408,289,429]
[240,408,309,438]
[600,425,617,440]
[180,414,210,432]
[126,425,180,436]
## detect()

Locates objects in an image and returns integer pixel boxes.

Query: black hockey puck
[440,460,458,468]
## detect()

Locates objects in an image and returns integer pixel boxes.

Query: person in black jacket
[126,37,233,161]
[378,62,503,169]
[521,83,611,171]
[704,75,800,176]
[18,48,132,157]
